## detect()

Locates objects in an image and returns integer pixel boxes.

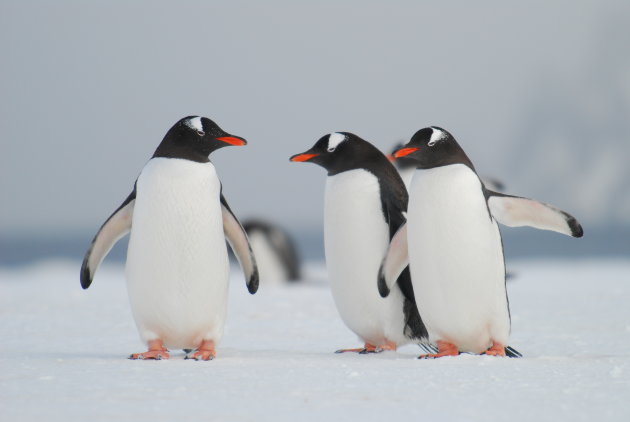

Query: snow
[1,259,629,421]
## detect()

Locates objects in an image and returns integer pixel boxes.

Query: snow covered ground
[1,259,629,422]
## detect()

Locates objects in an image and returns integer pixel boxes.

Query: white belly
[126,158,229,349]
[407,164,509,353]
[324,170,408,346]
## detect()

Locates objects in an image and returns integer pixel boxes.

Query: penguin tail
[505,345,523,358]
[419,343,438,354]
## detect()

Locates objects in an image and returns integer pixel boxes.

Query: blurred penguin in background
[243,220,302,284]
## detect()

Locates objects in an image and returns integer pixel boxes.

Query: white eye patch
[428,127,447,146]
[327,132,346,152]
[185,116,204,133]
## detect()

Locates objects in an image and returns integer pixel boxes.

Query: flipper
[220,193,259,294]
[377,223,409,298]
[485,190,583,238]
[80,189,136,289]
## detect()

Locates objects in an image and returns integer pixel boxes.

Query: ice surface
[1,259,629,421]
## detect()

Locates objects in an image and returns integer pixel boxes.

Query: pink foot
[377,340,397,352]
[185,340,216,361]
[419,341,460,359]
[483,341,506,357]
[335,342,378,354]
[129,339,170,360]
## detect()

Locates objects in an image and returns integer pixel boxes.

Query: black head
[153,116,247,162]
[289,132,387,175]
[394,126,475,170]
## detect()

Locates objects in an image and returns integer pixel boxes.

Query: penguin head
[153,116,247,162]
[289,132,385,175]
[393,126,474,170]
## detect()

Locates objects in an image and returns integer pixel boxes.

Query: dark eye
[327,147,335,152]
[196,130,205,137]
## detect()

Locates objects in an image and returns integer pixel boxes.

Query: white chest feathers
[125,158,230,349]
[407,164,509,353]
[324,169,408,346]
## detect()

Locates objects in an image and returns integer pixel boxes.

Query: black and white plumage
[290,132,429,352]
[242,219,302,283]
[379,126,583,358]
[388,141,516,280]
[80,116,258,360]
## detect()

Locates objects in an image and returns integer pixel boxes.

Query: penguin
[80,116,259,360]
[387,142,518,280]
[242,219,302,283]
[290,132,431,353]
[378,126,583,358]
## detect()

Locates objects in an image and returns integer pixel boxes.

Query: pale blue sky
[1,0,629,237]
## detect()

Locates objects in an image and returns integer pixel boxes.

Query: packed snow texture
[1,259,629,421]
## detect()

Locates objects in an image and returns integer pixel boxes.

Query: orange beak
[386,154,395,162]
[394,147,419,158]
[216,136,247,146]
[290,153,319,162]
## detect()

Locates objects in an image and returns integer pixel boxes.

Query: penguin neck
[152,141,211,163]
[325,144,387,177]
[415,149,476,172]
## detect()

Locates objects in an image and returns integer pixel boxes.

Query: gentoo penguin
[80,116,259,360]
[378,127,583,358]
[290,132,430,353]
[388,142,517,281]
[242,219,302,283]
